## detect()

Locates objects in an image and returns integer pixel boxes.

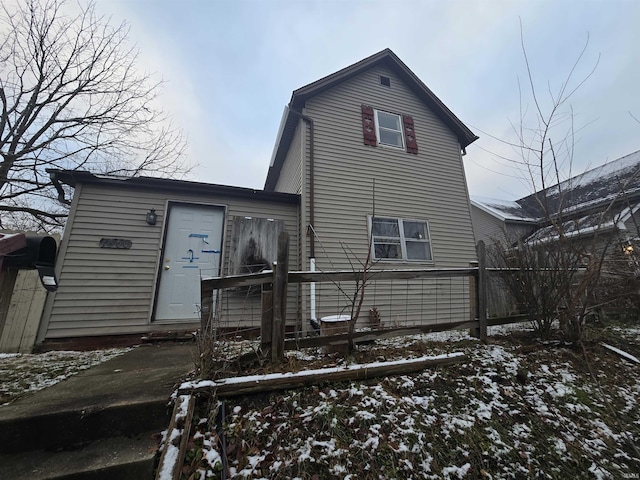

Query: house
[470,149,640,317]
[471,149,640,249]
[34,49,480,350]
[264,48,479,326]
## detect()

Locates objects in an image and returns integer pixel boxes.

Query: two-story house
[264,48,479,327]
[31,49,479,350]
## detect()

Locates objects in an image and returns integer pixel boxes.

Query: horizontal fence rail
[200,234,492,363]
[201,272,486,353]
[201,267,479,290]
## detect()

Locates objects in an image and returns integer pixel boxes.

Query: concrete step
[0,398,170,454]
[0,344,195,454]
[0,431,159,480]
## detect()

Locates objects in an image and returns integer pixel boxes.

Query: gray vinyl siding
[471,205,537,251]
[41,183,299,339]
[471,206,508,246]
[504,223,536,244]
[299,65,477,326]
[274,118,303,194]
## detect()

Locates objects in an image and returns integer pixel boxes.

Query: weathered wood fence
[201,233,495,363]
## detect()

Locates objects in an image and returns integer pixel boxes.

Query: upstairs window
[370,217,433,261]
[375,110,404,149]
[361,105,419,154]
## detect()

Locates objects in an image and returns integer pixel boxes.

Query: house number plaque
[99,238,132,249]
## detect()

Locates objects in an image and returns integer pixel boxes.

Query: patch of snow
[601,343,640,364]
[588,462,612,480]
[442,462,471,479]
[157,441,180,480]
[553,437,567,453]
[0,348,130,404]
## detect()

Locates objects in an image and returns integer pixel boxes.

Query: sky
[93,0,640,202]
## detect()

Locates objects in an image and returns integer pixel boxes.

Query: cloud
[92,0,640,199]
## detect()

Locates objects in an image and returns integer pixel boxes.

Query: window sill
[376,142,405,151]
[373,258,435,265]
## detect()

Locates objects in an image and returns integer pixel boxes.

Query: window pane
[379,129,403,147]
[374,241,401,259]
[403,221,429,240]
[406,241,432,261]
[377,111,401,130]
[372,218,399,237]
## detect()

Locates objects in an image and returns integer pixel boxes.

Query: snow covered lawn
[181,324,640,479]
[0,348,129,405]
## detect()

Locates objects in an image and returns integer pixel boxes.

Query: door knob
[164,265,170,270]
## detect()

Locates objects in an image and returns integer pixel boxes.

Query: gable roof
[264,48,479,191]
[516,149,640,219]
[470,196,537,223]
[473,149,640,224]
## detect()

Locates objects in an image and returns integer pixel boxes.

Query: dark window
[380,75,391,87]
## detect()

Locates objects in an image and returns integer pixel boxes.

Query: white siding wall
[40,183,299,340]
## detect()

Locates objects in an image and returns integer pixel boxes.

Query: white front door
[155,203,224,322]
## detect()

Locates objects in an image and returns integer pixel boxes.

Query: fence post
[271,231,289,363]
[261,283,273,355]
[477,241,488,342]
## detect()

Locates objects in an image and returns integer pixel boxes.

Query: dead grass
[181,323,640,479]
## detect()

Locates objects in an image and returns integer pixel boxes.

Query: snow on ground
[0,348,129,405]
[185,325,640,479]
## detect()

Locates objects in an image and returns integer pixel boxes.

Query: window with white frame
[374,110,404,148]
[370,217,433,261]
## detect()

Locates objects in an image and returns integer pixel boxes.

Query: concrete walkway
[0,342,197,479]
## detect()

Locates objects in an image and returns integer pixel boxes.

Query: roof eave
[49,169,300,204]
[470,199,538,224]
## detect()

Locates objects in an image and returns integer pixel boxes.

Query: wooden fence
[0,269,48,353]
[201,233,493,363]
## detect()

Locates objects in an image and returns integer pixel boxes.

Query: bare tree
[0,0,188,231]
[483,26,632,341]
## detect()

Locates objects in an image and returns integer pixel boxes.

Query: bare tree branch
[0,0,190,231]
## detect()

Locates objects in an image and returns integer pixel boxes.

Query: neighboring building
[35,49,479,349]
[471,150,640,317]
[471,149,640,250]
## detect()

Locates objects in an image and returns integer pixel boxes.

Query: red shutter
[361,105,377,146]
[402,115,418,154]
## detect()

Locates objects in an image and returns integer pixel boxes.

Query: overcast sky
[95,0,640,201]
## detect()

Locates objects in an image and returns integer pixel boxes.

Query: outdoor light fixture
[146,209,157,226]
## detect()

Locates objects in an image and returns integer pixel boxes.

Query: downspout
[50,172,71,205]
[287,108,315,258]
[288,108,316,319]
[310,257,316,321]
